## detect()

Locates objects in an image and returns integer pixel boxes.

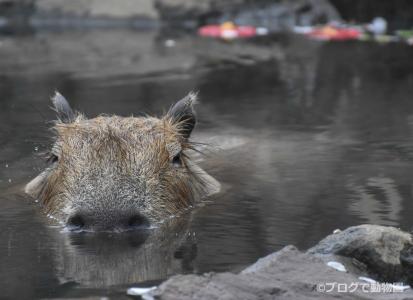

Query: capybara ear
[52,91,75,123]
[167,91,197,138]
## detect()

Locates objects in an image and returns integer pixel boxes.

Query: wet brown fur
[36,113,208,223]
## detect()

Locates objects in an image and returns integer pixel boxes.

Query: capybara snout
[25,91,220,231]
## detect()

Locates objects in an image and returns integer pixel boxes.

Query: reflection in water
[349,176,402,226]
[1,31,413,298]
[54,215,196,287]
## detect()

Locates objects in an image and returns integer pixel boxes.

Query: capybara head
[25,92,219,231]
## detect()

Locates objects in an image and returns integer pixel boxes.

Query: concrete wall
[36,0,158,18]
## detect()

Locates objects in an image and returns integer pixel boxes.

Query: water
[1,29,413,299]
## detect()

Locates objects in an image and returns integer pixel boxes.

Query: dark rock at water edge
[308,224,413,285]
[145,225,413,299]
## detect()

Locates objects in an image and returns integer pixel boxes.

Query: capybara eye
[47,154,59,163]
[172,153,182,167]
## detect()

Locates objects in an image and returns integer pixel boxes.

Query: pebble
[327,261,347,272]
[358,276,376,284]
[164,39,176,48]
[127,286,156,297]
[359,276,410,291]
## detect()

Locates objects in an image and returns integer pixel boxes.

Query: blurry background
[0,0,413,32]
[1,1,413,299]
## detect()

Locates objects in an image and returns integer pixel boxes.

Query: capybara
[25,92,219,231]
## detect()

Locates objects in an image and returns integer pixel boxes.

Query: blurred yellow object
[320,26,339,37]
[221,21,236,30]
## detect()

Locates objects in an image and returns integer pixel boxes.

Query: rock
[154,0,213,21]
[146,244,413,300]
[155,0,341,28]
[1,0,340,31]
[308,224,413,284]
[35,0,159,19]
[1,0,340,27]
[217,0,341,31]
[0,0,33,17]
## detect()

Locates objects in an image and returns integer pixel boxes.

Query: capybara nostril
[67,214,86,230]
[127,214,148,229]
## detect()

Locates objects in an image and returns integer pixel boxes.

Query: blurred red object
[198,22,259,39]
[307,26,361,41]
